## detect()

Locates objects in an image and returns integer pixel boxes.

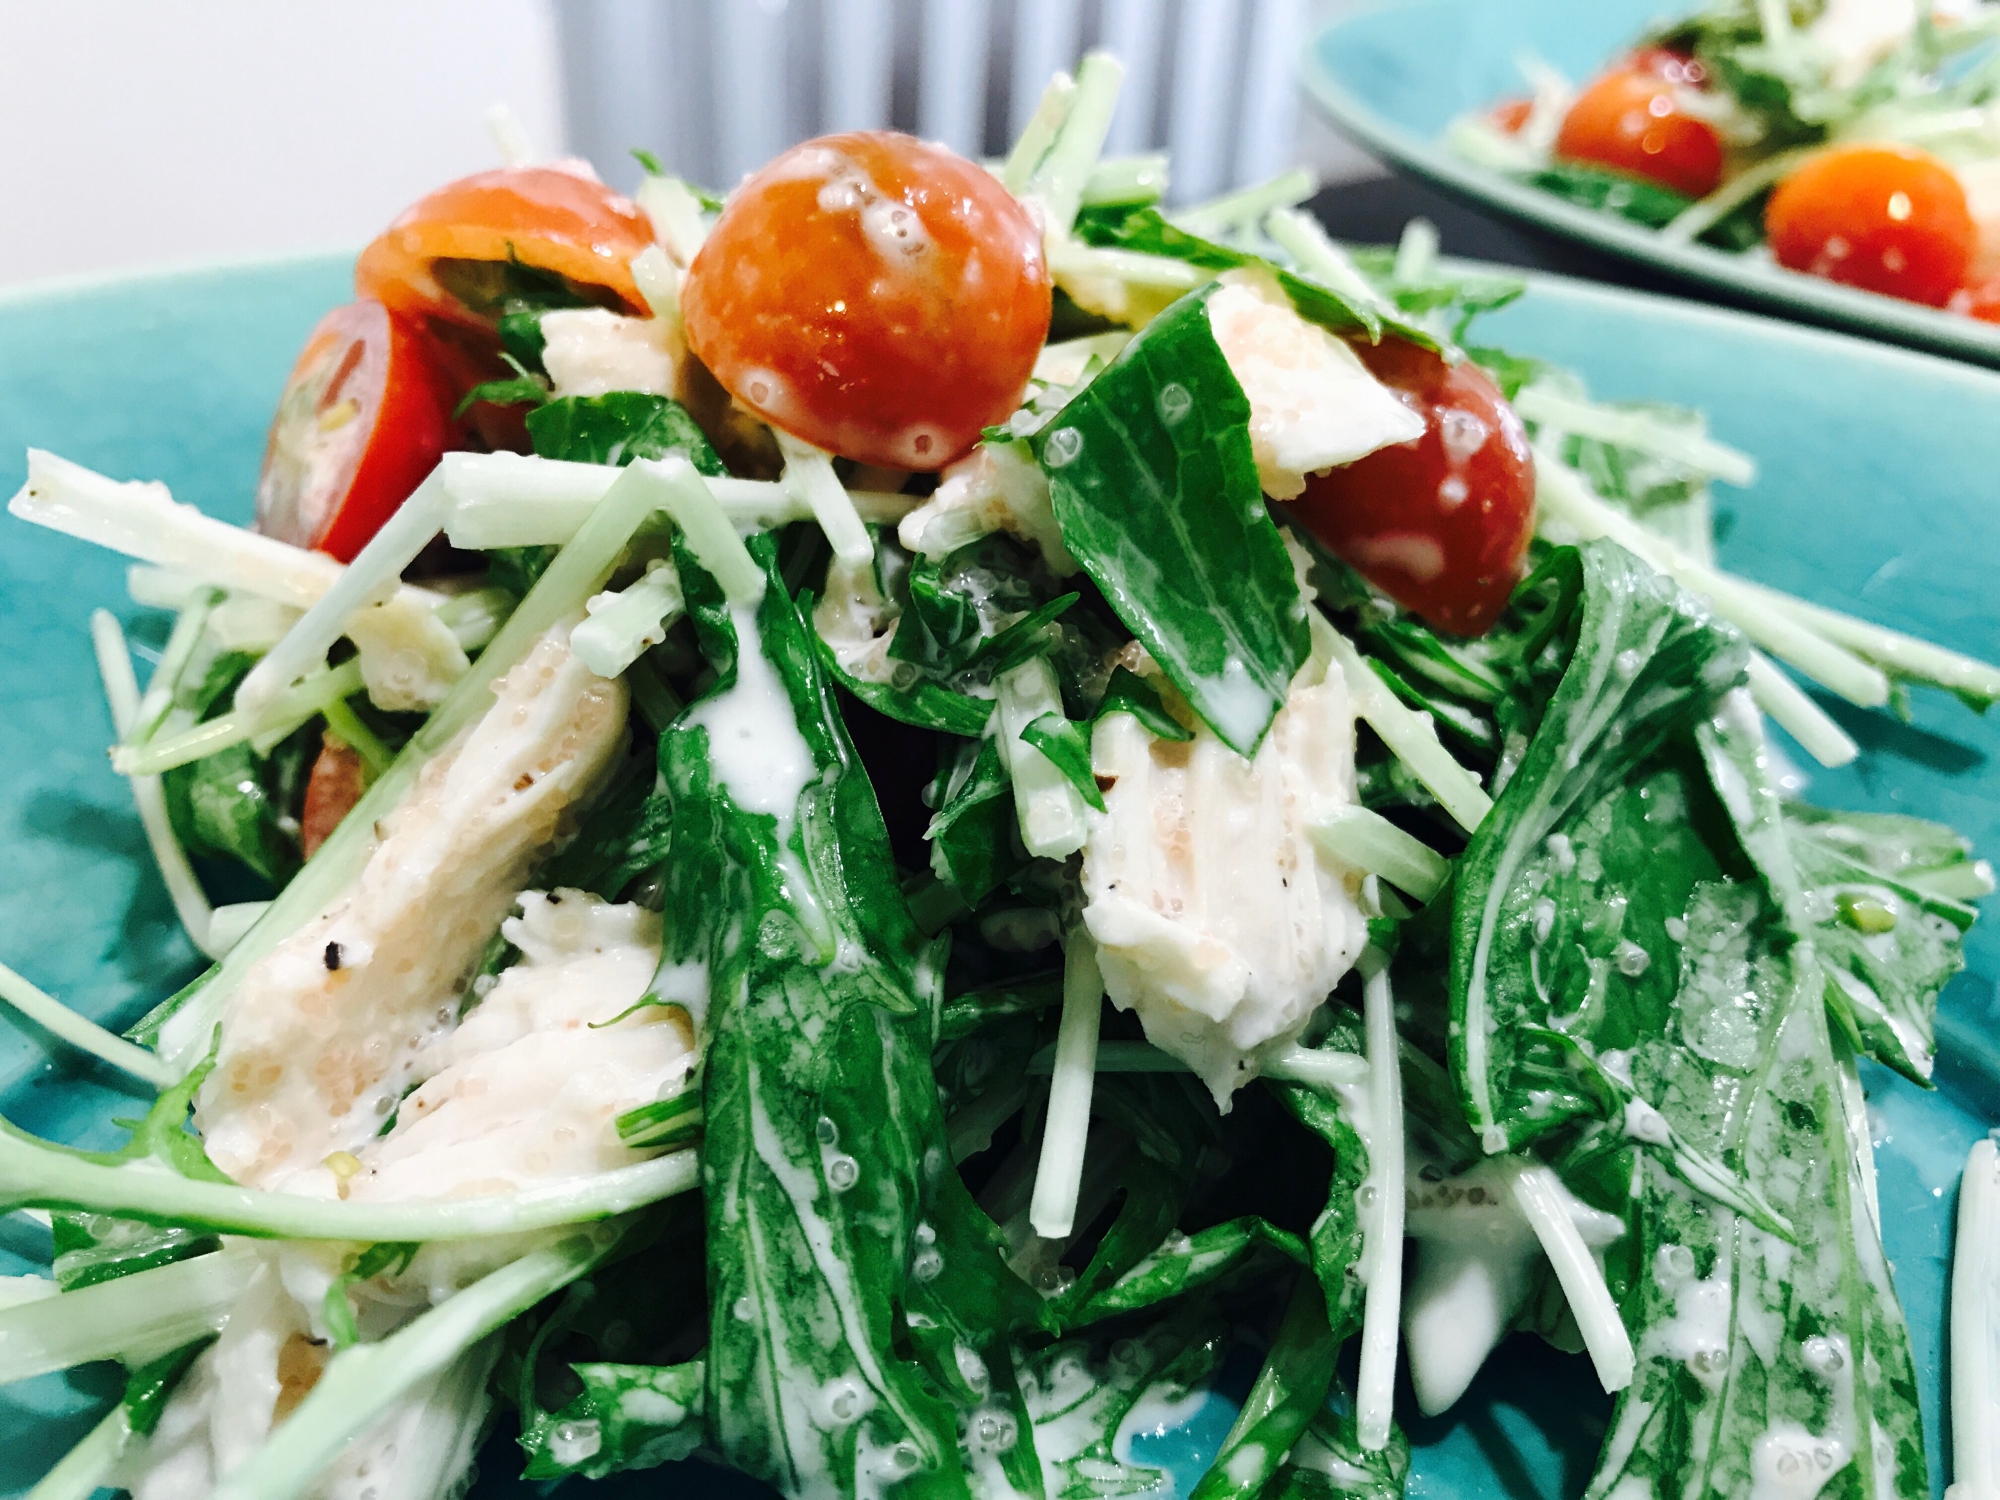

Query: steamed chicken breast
[197,620,628,1190]
[1079,653,1370,1105]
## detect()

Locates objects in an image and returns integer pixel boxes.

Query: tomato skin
[255,300,459,562]
[1491,98,1535,134]
[300,734,366,859]
[1950,277,2000,322]
[1290,341,1536,638]
[1766,144,1975,307]
[680,131,1052,469]
[354,166,656,331]
[1554,61,1725,197]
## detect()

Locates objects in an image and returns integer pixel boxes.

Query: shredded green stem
[0,961,173,1089]
[1746,653,1858,769]
[321,697,392,780]
[115,659,365,777]
[1028,933,1104,1239]
[1310,805,1451,902]
[1003,71,1078,194]
[1175,167,1318,237]
[26,1404,131,1500]
[0,1124,697,1241]
[1660,147,1818,244]
[130,588,221,747]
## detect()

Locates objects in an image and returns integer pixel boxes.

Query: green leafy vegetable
[1020,712,1106,812]
[523,1360,706,1479]
[659,534,1049,1499]
[1190,1276,1340,1500]
[1035,284,1308,755]
[926,738,1025,907]
[1521,163,1694,228]
[1094,666,1191,742]
[455,352,550,416]
[527,392,727,474]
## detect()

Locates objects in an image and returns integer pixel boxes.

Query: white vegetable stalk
[1746,652,1860,769]
[1174,167,1319,237]
[10,452,436,615]
[1321,619,1493,834]
[1029,933,1104,1240]
[629,243,683,330]
[212,1232,611,1500]
[234,471,452,719]
[441,452,914,549]
[1025,1038,1370,1088]
[632,456,765,604]
[116,659,364,777]
[776,431,873,567]
[205,901,271,955]
[0,1125,697,1241]
[156,460,670,1073]
[1311,805,1451,903]
[0,1242,257,1386]
[1264,208,1396,323]
[130,588,220,745]
[1001,71,1078,194]
[636,175,712,267]
[484,102,536,166]
[26,1406,132,1500]
[573,559,686,679]
[1513,385,1758,488]
[92,611,221,962]
[0,960,174,1088]
[1392,219,1441,285]
[1030,52,1125,241]
[996,657,1089,859]
[1506,1159,1635,1393]
[1949,1132,2000,1500]
[1732,574,2000,706]
[1355,949,1407,1451]
[1534,449,1892,708]
[1661,146,1819,244]
[1080,153,1168,207]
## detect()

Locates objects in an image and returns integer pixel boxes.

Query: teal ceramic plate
[1303,0,2000,370]
[0,256,1995,1500]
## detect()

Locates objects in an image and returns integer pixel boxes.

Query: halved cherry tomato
[1555,59,1725,197]
[354,166,656,332]
[1491,98,1535,134]
[1766,144,1975,307]
[300,734,366,859]
[680,131,1052,469]
[1290,340,1536,637]
[255,300,459,561]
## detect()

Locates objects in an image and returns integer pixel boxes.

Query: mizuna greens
[1,49,1994,1500]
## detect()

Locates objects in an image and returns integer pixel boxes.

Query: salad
[4,47,1998,1500]
[1453,0,2000,315]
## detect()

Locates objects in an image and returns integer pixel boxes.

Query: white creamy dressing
[539,307,683,401]
[1079,648,1368,1105]
[1205,268,1425,501]
[1748,1336,1857,1500]
[1646,1244,1733,1391]
[1402,1156,1624,1415]
[686,602,816,824]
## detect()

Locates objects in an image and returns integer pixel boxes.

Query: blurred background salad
[0,0,1384,290]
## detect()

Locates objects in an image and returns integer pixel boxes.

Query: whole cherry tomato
[1289,340,1536,637]
[255,300,459,561]
[1950,278,2000,322]
[355,166,657,332]
[680,131,1052,469]
[1555,59,1725,197]
[1766,144,1975,307]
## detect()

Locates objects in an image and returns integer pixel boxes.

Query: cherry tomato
[680,131,1052,469]
[1490,98,1535,134]
[1290,340,1536,637]
[354,166,656,332]
[1627,47,1708,87]
[255,301,459,562]
[1554,61,1725,197]
[300,734,366,859]
[1766,144,1975,307]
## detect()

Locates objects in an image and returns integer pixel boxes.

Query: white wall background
[0,0,567,288]
[0,0,1376,292]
